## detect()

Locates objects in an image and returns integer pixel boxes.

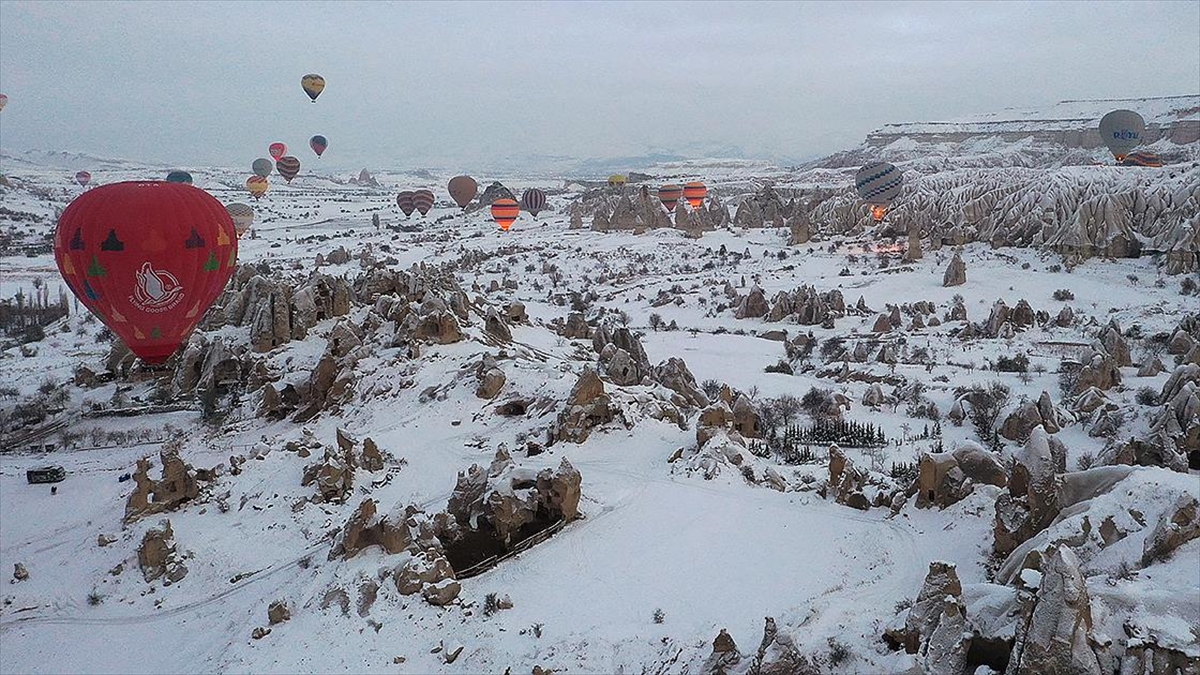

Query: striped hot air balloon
[0,94,8,112]
[310,135,327,157]
[269,143,287,161]
[246,176,269,200]
[1119,151,1163,167]
[301,74,325,103]
[276,156,301,183]
[520,188,547,218]
[683,181,707,209]
[226,202,255,237]
[658,184,683,212]
[413,190,435,216]
[855,162,903,222]
[491,198,519,231]
[252,158,273,178]
[75,171,92,187]
[396,191,416,217]
[166,170,193,184]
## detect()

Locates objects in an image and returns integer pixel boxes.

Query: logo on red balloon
[131,262,184,313]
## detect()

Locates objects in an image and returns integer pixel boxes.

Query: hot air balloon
[608,174,627,187]
[310,135,328,157]
[252,158,273,178]
[226,202,254,237]
[54,182,238,364]
[75,171,92,188]
[1099,109,1146,162]
[658,184,683,212]
[520,188,547,218]
[491,198,519,231]
[166,170,193,184]
[683,181,707,209]
[269,143,287,161]
[448,176,478,210]
[1119,150,1163,168]
[301,74,326,103]
[855,161,903,222]
[276,156,301,183]
[0,94,8,112]
[396,191,416,217]
[413,190,435,216]
[246,176,269,200]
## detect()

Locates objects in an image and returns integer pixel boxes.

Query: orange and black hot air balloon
[53,182,238,364]
[276,156,301,183]
[658,184,683,211]
[491,198,519,231]
[683,181,707,209]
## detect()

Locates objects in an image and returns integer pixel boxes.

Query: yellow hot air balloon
[608,174,627,187]
[301,74,326,103]
[246,176,269,200]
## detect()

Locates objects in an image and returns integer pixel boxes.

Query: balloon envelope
[1098,109,1145,160]
[658,185,683,211]
[855,162,902,206]
[166,170,193,184]
[608,174,627,187]
[252,158,273,178]
[0,94,8,112]
[310,135,328,157]
[491,198,520,231]
[75,171,92,187]
[448,176,478,209]
[226,202,254,236]
[1119,150,1163,168]
[413,190,435,216]
[276,156,301,183]
[301,74,326,102]
[54,182,238,364]
[269,143,287,161]
[683,181,707,209]
[246,176,269,200]
[396,191,416,217]
[520,188,547,217]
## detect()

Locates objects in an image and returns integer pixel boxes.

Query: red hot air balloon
[520,188,547,219]
[75,171,92,187]
[683,181,707,209]
[396,191,416,217]
[413,189,435,216]
[491,198,520,231]
[310,135,327,157]
[276,156,301,183]
[658,184,683,211]
[269,143,287,161]
[54,182,238,364]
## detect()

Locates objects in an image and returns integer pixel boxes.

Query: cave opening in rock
[440,504,563,577]
[966,635,1012,673]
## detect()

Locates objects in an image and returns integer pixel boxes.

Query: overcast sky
[1,0,1197,172]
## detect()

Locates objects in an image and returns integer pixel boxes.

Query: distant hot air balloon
[448,176,478,210]
[1119,150,1163,168]
[301,74,326,103]
[491,198,520,231]
[276,156,301,183]
[658,184,683,212]
[310,135,328,157]
[54,182,238,365]
[226,202,254,236]
[75,171,92,187]
[166,170,193,184]
[855,161,903,222]
[246,176,269,200]
[252,158,273,178]
[608,174,627,187]
[396,191,416,217]
[413,190,435,216]
[0,94,8,112]
[269,143,287,161]
[520,188,547,218]
[1099,109,1146,162]
[683,181,707,209]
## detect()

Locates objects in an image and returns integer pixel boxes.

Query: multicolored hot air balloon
[396,191,416,217]
[54,182,238,364]
[310,135,327,157]
[166,170,193,184]
[683,181,707,209]
[448,176,478,210]
[301,74,326,103]
[246,176,269,200]
[269,143,287,161]
[1120,150,1163,168]
[491,198,520,231]
[658,184,683,212]
[413,190,435,216]
[276,156,301,183]
[0,94,8,112]
[226,202,254,237]
[520,188,547,218]
[1099,109,1146,162]
[855,161,903,222]
[252,158,273,178]
[75,171,92,188]
[608,174,627,187]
